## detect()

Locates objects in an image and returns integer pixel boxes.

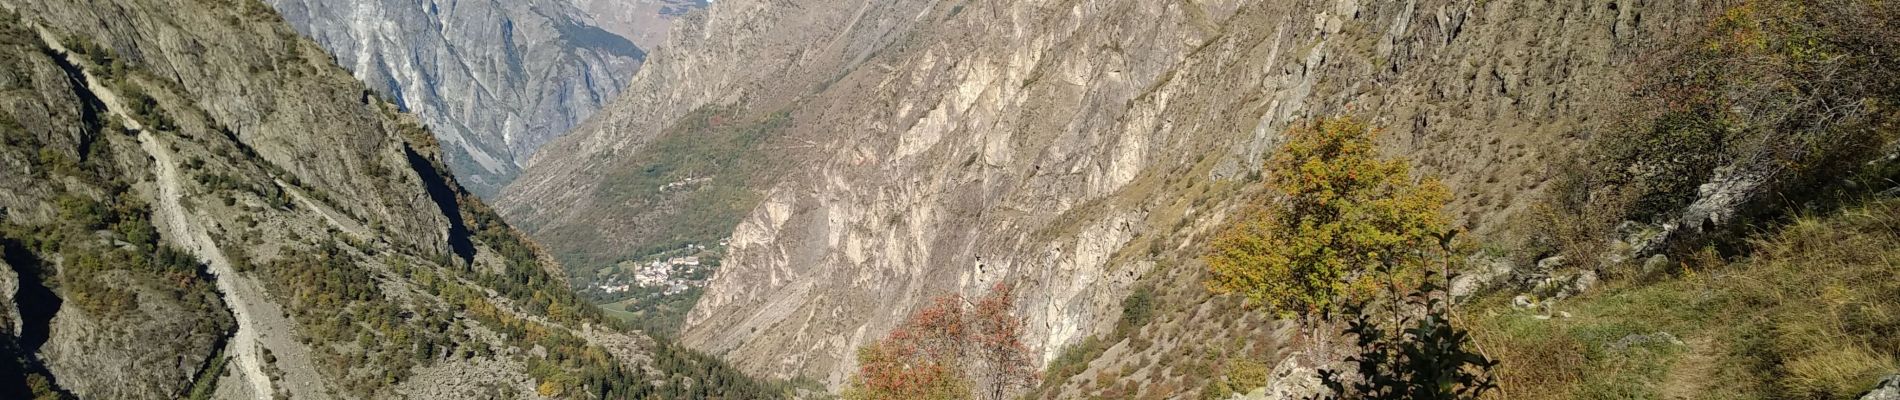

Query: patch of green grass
[593,287,706,337]
[597,298,640,322]
[1472,280,1694,399]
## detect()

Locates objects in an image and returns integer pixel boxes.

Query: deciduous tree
[971,284,1036,400]
[845,283,1037,400]
[1206,117,1450,318]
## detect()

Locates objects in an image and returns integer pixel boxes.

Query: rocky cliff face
[0,0,768,398]
[505,0,1720,393]
[499,0,936,272]
[570,0,708,51]
[263,0,665,197]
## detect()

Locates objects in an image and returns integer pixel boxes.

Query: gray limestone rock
[1864,375,1900,400]
[264,0,703,197]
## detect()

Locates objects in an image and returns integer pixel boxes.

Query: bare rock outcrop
[569,0,707,51]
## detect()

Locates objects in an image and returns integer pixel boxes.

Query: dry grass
[1471,198,1900,400]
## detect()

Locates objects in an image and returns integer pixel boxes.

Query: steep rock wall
[265,0,649,197]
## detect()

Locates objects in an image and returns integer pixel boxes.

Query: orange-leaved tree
[847,294,971,400]
[970,284,1036,400]
[1206,117,1451,318]
[844,283,1037,400]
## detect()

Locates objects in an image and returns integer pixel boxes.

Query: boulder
[1450,256,1516,302]
[0,259,15,336]
[1864,375,1900,400]
[1232,355,1326,400]
[1533,269,1597,301]
[1511,295,1536,310]
[1570,270,1600,297]
[1536,255,1568,271]
[1641,254,1673,276]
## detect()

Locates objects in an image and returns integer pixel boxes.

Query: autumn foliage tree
[845,283,1038,400]
[1207,117,1451,318]
[848,295,971,400]
[970,284,1037,400]
[1207,118,1500,397]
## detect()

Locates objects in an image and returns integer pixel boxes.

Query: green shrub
[1319,276,1498,400]
[1223,358,1271,392]
[1117,286,1156,336]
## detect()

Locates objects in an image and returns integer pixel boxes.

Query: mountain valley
[2,0,1899,399]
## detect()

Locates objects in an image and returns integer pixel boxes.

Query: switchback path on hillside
[28,23,291,399]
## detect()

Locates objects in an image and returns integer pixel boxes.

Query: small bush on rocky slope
[1321,276,1498,400]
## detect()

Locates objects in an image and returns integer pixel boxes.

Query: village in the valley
[584,239,729,331]
[594,240,724,297]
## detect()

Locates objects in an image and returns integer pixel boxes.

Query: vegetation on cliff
[0,0,802,397]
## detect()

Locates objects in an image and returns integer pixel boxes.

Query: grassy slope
[1473,198,1900,400]
[1470,2,1900,398]
[537,107,790,272]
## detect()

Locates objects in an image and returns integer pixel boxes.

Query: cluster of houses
[592,244,716,298]
[634,256,700,290]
